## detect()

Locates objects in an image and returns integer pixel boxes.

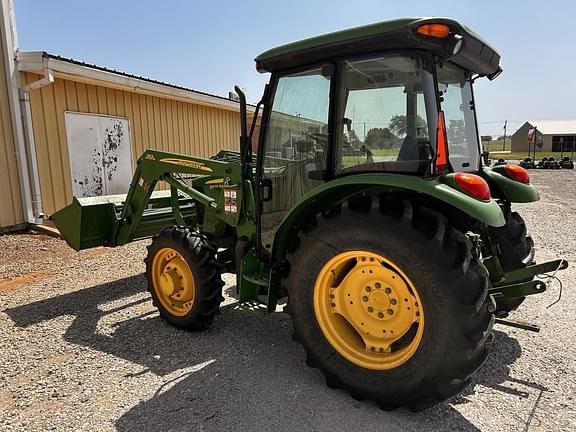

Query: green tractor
[51,18,567,410]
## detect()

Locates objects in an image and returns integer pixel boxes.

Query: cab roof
[255,17,502,78]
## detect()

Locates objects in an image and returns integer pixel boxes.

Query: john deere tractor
[52,18,567,410]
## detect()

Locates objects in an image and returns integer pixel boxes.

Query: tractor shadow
[453,331,549,432]
[459,331,548,400]
[4,277,544,431]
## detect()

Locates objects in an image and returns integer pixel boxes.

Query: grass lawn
[483,140,511,152]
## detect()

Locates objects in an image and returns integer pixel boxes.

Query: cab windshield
[436,63,481,172]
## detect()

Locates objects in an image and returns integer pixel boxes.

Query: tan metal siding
[511,122,531,153]
[542,135,552,152]
[511,122,552,153]
[0,36,23,228]
[22,72,240,216]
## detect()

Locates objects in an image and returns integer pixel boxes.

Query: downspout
[22,55,53,90]
[19,55,54,222]
[0,0,38,225]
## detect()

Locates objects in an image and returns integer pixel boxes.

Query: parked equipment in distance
[520,157,535,169]
[560,156,575,169]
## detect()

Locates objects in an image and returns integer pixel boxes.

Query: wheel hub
[151,247,195,316]
[315,251,424,369]
[159,271,176,296]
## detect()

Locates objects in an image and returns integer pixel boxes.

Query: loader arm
[51,149,245,250]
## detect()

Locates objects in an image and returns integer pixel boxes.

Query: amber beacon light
[417,24,451,38]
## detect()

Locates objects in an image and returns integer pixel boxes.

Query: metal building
[0,0,245,231]
[511,120,576,153]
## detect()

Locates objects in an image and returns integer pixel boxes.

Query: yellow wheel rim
[151,247,196,316]
[314,251,424,370]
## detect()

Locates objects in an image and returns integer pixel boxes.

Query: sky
[13,0,576,137]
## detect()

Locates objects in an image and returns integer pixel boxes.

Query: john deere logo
[159,158,213,173]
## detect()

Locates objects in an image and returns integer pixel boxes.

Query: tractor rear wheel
[284,198,494,410]
[490,210,535,316]
[145,226,224,329]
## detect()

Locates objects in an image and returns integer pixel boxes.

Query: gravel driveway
[1,170,575,431]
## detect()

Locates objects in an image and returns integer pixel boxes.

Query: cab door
[257,65,333,250]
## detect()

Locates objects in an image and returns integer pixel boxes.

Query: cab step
[242,272,269,286]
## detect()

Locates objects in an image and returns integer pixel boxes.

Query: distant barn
[511,120,576,153]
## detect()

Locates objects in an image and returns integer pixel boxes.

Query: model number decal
[159,158,214,173]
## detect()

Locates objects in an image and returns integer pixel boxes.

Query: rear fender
[480,166,540,203]
[271,173,505,262]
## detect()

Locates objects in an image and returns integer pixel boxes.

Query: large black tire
[145,226,224,330]
[490,210,535,316]
[285,197,494,410]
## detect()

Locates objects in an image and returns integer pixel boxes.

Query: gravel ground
[1,170,575,432]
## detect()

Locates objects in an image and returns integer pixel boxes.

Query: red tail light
[454,173,491,201]
[504,164,530,184]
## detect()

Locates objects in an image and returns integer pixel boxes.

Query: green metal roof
[255,17,501,77]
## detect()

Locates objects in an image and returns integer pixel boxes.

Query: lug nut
[390,299,397,305]
[387,309,394,315]
[365,286,371,292]
[377,312,384,318]
[367,306,374,313]
[362,296,368,302]
[385,287,392,294]
[375,282,381,288]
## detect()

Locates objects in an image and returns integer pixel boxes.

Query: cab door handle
[260,178,273,202]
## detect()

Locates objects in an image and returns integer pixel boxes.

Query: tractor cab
[253,17,502,248]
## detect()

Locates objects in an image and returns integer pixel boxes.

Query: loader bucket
[50,195,121,251]
[50,190,197,251]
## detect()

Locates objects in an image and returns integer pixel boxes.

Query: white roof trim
[524,120,576,136]
[16,51,255,113]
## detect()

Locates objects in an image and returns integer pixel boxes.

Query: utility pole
[502,120,507,151]
[363,122,366,140]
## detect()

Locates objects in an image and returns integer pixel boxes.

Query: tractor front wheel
[145,226,224,329]
[285,198,494,410]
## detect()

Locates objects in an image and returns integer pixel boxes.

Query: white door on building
[65,112,133,197]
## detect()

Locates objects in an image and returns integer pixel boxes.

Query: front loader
[51,17,567,410]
